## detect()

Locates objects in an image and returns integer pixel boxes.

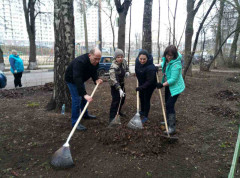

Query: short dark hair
[163,45,178,59]
[138,49,149,60]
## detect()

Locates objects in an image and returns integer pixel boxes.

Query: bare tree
[142,0,153,54]
[173,0,178,45]
[157,0,161,63]
[184,0,203,77]
[102,0,116,51]
[214,0,225,67]
[127,5,131,67]
[114,0,132,53]
[98,0,102,51]
[184,0,216,78]
[228,0,240,66]
[167,0,172,45]
[47,0,75,110]
[23,0,38,70]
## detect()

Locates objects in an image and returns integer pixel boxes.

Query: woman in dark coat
[135,50,157,123]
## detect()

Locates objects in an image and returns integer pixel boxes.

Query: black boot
[164,114,176,135]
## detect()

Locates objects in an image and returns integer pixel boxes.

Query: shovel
[156,73,178,141]
[108,96,123,127]
[127,80,143,129]
[51,83,99,169]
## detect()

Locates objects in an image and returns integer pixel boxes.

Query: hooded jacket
[9,54,24,74]
[161,52,185,96]
[135,54,157,89]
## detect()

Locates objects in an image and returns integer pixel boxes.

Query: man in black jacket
[65,48,103,131]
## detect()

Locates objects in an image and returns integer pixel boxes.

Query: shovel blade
[127,113,143,129]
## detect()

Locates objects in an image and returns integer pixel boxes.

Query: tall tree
[142,0,153,54]
[213,0,225,67]
[102,0,116,51]
[228,0,240,66]
[23,0,37,70]
[82,0,89,52]
[157,0,161,63]
[48,0,75,110]
[114,0,132,53]
[184,0,216,77]
[127,5,131,67]
[173,0,178,45]
[184,0,203,77]
[98,0,102,51]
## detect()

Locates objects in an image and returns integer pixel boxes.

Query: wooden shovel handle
[156,73,170,137]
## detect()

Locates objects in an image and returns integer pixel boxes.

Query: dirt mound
[97,125,175,157]
[214,90,240,101]
[207,105,236,118]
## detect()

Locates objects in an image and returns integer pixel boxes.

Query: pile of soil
[0,70,240,177]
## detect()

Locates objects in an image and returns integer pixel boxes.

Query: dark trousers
[139,87,155,118]
[109,84,125,119]
[165,86,179,115]
[13,72,22,87]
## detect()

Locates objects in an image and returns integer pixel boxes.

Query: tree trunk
[214,0,225,66]
[184,1,195,77]
[142,0,153,54]
[114,0,132,53]
[23,0,38,70]
[173,0,178,45]
[127,5,131,67]
[157,0,161,63]
[228,14,240,65]
[184,0,215,78]
[82,0,88,53]
[98,0,102,51]
[47,0,74,111]
[0,47,4,71]
[200,30,207,71]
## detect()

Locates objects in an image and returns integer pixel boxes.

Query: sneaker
[141,117,148,123]
[139,111,144,116]
[76,124,87,131]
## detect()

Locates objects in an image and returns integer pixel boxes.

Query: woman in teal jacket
[157,45,185,135]
[9,50,24,87]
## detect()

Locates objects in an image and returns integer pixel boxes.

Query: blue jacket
[9,54,24,74]
[0,71,7,88]
[135,54,157,89]
[161,52,185,96]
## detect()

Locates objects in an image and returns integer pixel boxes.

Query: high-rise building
[0,0,54,46]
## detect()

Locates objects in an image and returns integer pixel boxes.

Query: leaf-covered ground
[0,71,240,177]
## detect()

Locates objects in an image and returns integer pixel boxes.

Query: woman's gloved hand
[156,82,163,89]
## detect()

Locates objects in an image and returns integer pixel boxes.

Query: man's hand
[96,79,103,84]
[84,95,93,103]
[14,70,17,74]
[125,72,130,77]
[119,89,125,97]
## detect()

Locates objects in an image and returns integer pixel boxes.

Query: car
[97,56,113,76]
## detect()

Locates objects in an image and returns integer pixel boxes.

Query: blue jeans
[67,82,89,127]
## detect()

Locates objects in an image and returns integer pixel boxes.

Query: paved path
[4,71,53,89]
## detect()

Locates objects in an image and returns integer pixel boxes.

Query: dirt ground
[0,70,240,178]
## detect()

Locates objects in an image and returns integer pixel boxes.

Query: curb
[4,69,53,75]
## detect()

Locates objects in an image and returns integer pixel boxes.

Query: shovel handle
[156,73,170,137]
[65,83,99,145]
